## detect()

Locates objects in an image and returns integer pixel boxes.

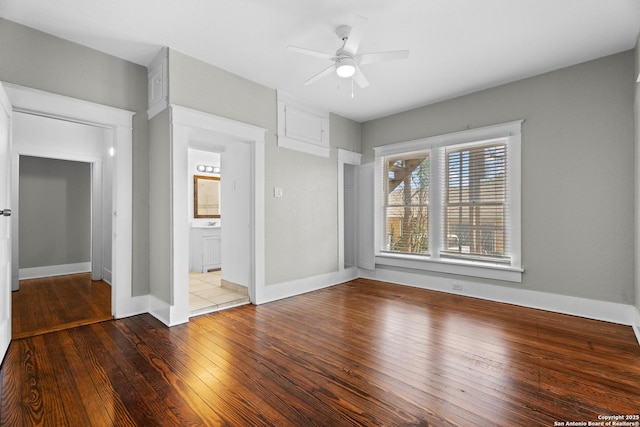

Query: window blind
[442,141,509,263]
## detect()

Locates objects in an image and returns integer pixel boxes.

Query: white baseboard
[148,294,170,326]
[102,267,112,285]
[147,294,189,327]
[257,266,359,305]
[633,308,640,347]
[136,264,640,350]
[19,262,91,280]
[113,294,149,320]
[360,267,637,327]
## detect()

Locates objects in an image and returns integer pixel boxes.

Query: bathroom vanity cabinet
[191,226,221,272]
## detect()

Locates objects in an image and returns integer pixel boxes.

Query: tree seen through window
[384,153,429,254]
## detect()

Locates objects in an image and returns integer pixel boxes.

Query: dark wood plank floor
[11,273,112,339]
[1,278,639,426]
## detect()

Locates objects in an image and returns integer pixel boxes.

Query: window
[383,151,430,255]
[374,121,522,282]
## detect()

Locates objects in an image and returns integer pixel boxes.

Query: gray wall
[168,50,361,286]
[19,156,91,268]
[148,109,172,302]
[0,18,150,295]
[362,51,636,304]
[330,113,362,153]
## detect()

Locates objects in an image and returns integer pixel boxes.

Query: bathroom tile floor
[189,270,250,316]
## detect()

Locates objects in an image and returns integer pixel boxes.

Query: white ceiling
[1,0,638,122]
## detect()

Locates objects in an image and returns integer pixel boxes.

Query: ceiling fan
[287,15,409,89]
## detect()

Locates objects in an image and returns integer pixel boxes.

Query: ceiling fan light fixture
[335,57,356,78]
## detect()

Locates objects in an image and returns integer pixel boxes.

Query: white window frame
[374,120,523,282]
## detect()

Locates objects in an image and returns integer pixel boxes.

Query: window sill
[375,253,523,283]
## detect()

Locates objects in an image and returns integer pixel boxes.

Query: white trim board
[147,294,174,327]
[3,82,137,320]
[251,265,640,346]
[359,267,638,327]
[19,262,91,280]
[168,105,267,325]
[634,309,640,347]
[3,83,133,128]
[259,267,359,305]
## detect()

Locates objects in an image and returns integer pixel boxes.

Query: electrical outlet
[452,283,464,291]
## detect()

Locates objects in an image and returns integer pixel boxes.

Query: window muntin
[443,141,509,263]
[383,152,430,255]
[374,121,522,281]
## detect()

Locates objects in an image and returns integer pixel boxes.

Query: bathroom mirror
[194,175,220,218]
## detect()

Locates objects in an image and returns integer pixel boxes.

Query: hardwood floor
[1,278,639,426]
[11,273,112,340]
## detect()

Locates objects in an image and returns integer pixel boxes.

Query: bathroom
[187,147,250,315]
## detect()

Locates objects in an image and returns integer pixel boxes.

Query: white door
[0,83,13,364]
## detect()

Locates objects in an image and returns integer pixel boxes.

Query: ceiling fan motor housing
[336,25,352,41]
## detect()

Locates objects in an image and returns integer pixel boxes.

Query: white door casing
[2,82,138,319]
[0,82,13,364]
[165,105,266,326]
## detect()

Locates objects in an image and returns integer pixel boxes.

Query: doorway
[3,82,135,322]
[165,106,266,326]
[343,163,358,268]
[10,120,112,337]
[338,149,362,272]
[187,148,249,316]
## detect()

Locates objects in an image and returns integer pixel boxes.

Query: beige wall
[363,51,636,304]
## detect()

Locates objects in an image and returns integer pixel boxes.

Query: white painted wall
[220,141,251,287]
[13,112,105,156]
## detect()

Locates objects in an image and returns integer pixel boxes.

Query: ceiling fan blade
[357,50,410,66]
[352,66,369,88]
[303,64,335,85]
[287,45,334,61]
[342,15,368,55]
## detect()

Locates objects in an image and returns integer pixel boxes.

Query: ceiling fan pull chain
[351,77,354,99]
